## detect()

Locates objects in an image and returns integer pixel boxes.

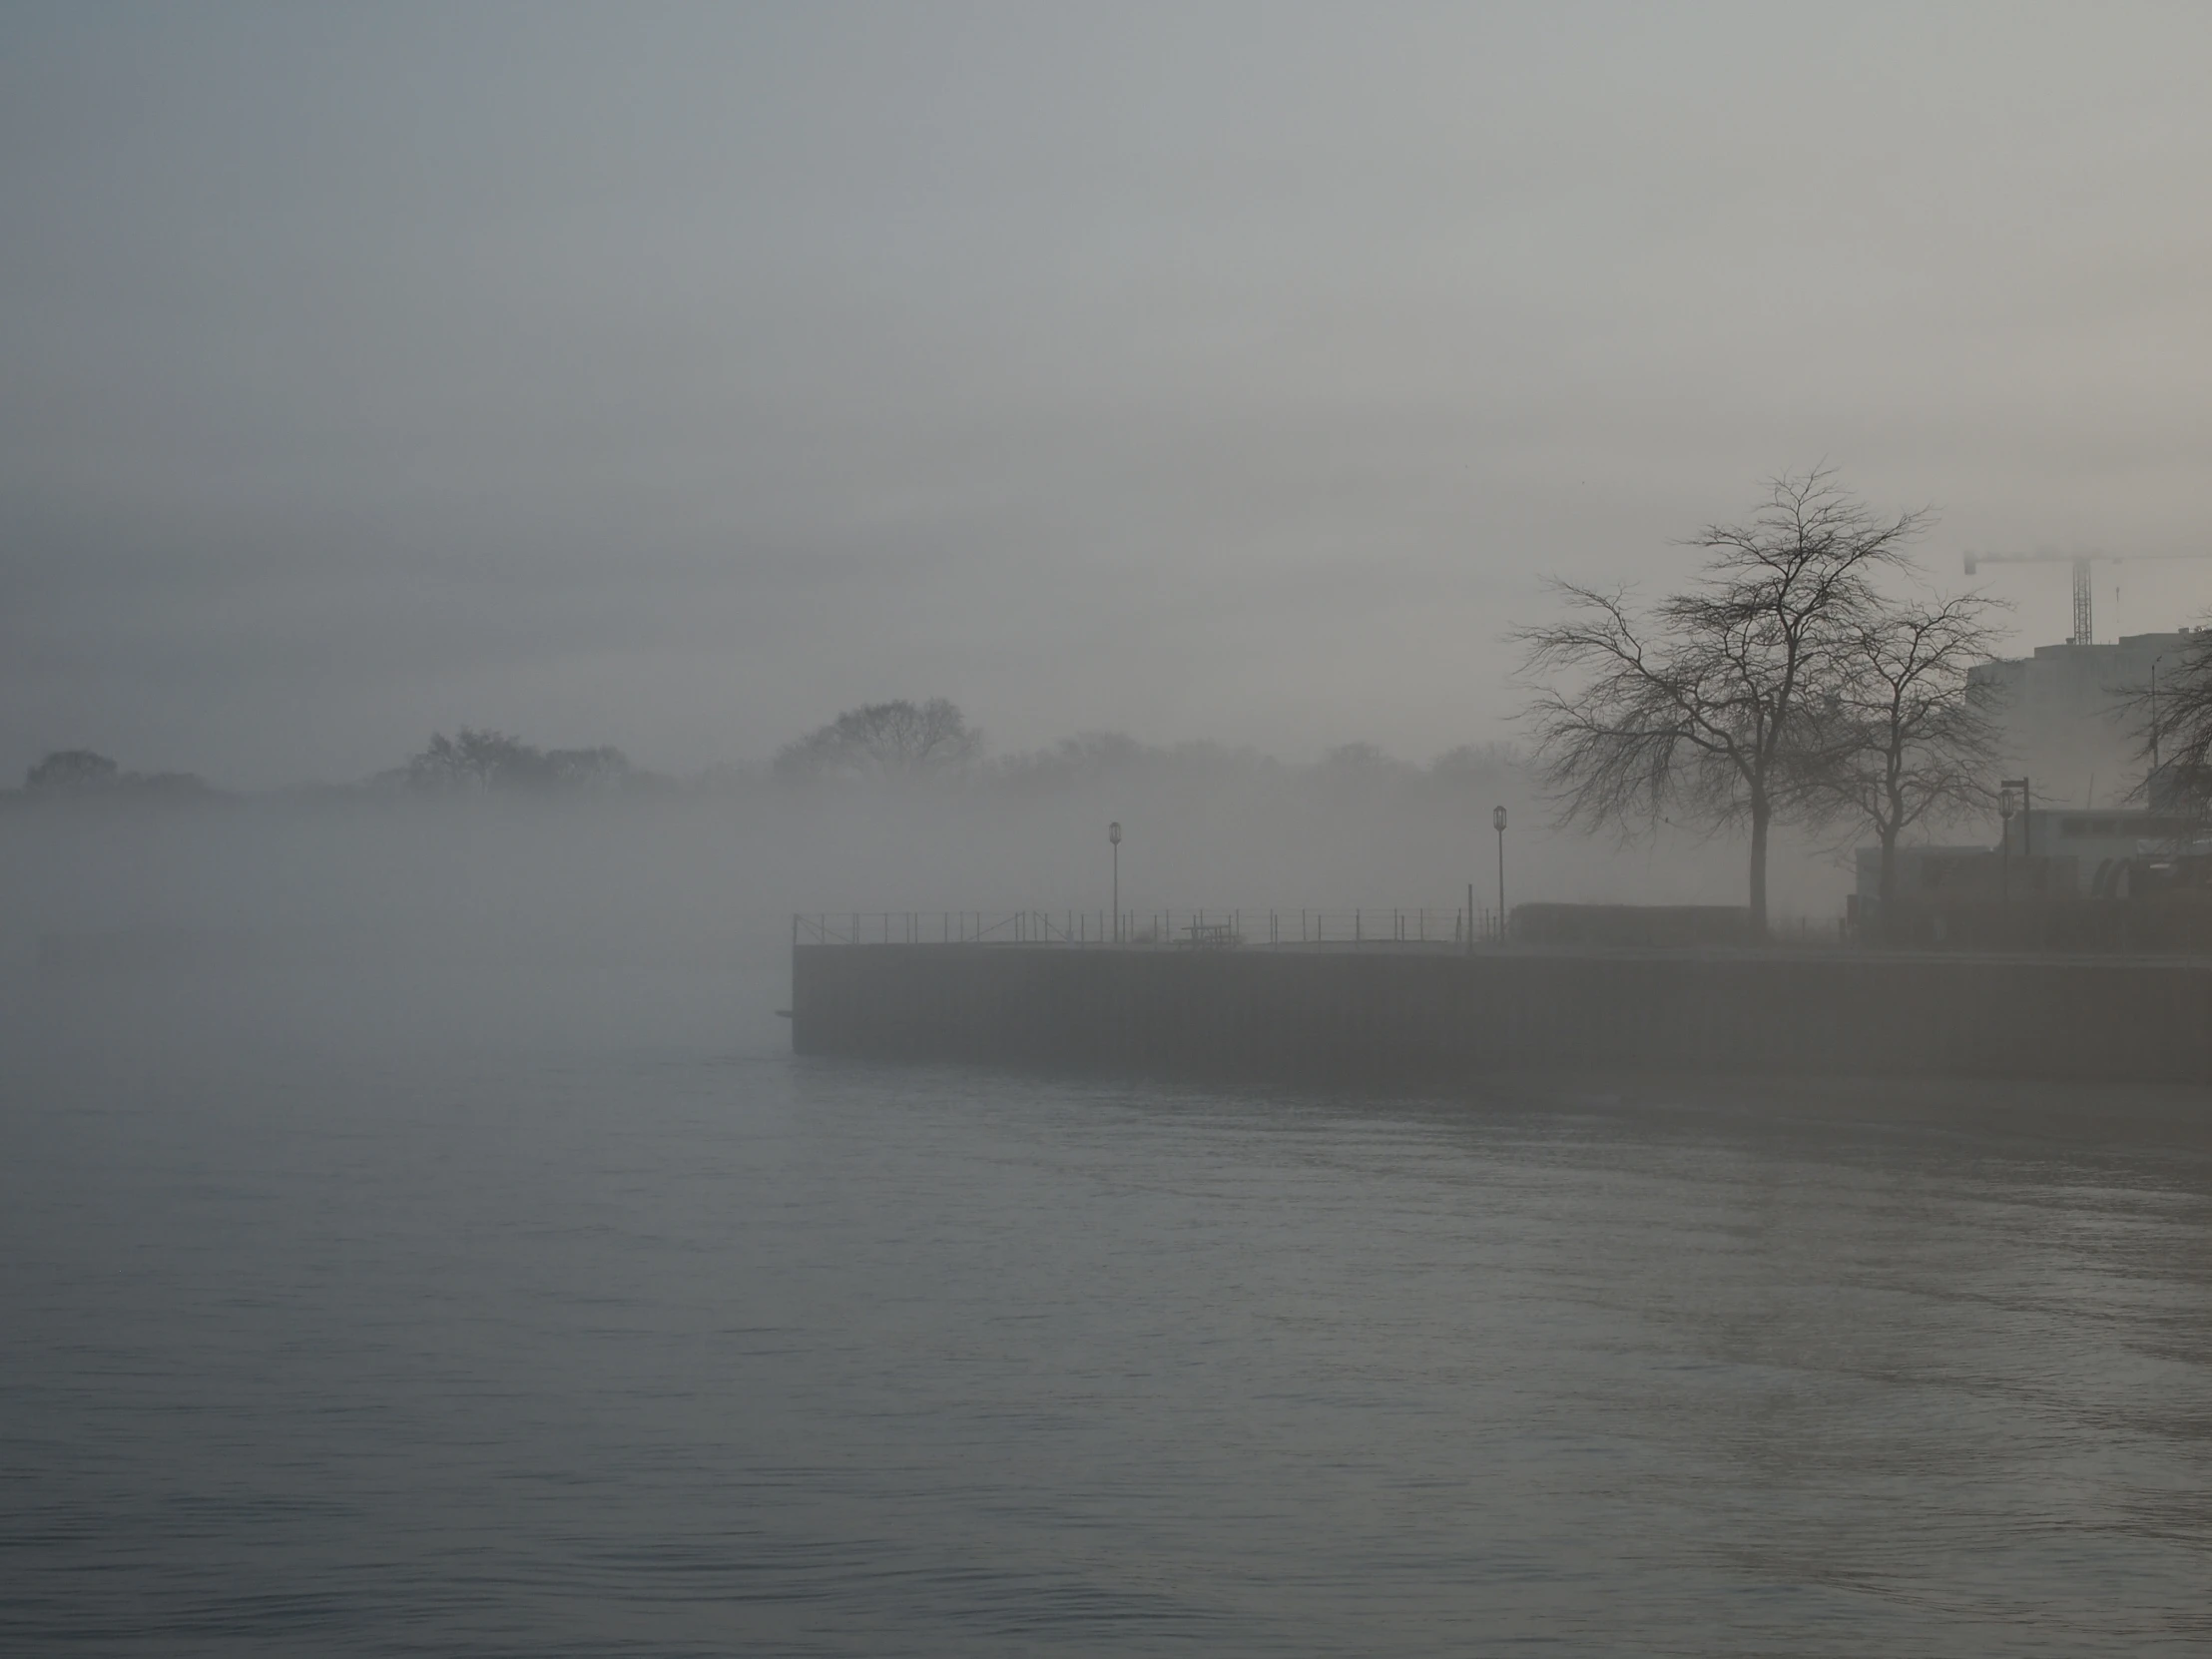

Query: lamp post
[2151,658,2163,777]
[1108,822,1121,943]
[1492,806,1508,944]
[1998,788,2015,912]
[2001,777,2031,856]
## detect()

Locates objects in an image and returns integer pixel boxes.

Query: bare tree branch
[1511,469,1932,935]
[2124,626,2212,820]
[1786,590,2009,928]
[774,699,983,785]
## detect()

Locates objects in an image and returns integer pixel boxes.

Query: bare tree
[405,729,545,792]
[1513,470,1930,936]
[774,699,981,785]
[2129,625,2212,819]
[1788,592,2007,927]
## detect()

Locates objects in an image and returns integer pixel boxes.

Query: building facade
[1966,629,2198,808]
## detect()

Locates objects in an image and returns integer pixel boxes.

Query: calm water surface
[4,958,2209,1655]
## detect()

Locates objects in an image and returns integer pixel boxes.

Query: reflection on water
[3,962,2209,1656]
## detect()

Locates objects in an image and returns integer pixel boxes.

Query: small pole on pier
[1493,806,1508,945]
[1466,883,1474,955]
[1998,786,2015,926]
[2002,777,2031,856]
[1109,822,1122,943]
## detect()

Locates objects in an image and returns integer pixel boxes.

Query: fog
[9,4,2212,793]
[14,11,2212,1654]
[0,746,1849,990]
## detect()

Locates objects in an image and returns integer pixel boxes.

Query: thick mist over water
[10,4,2212,1653]
[6,951,2209,1657]
[0,758,1854,975]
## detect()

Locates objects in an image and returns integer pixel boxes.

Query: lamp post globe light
[1108,822,1121,943]
[1492,806,1508,944]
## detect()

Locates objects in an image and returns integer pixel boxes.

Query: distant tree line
[17,700,1534,811]
[764,698,1526,799]
[397,729,643,794]
[20,750,212,799]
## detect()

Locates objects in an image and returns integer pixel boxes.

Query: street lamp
[1998,788,2016,910]
[2000,777,2031,856]
[1492,806,1508,944]
[2151,657,2164,776]
[1108,822,1121,943]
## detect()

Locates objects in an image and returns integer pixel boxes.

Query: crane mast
[1961,550,2212,646]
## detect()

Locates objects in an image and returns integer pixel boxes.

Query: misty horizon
[11,5,2212,789]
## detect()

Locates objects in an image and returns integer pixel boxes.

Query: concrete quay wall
[791,944,2212,1085]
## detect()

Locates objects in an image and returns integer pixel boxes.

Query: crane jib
[1959,550,2212,647]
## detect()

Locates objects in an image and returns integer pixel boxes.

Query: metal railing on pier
[794,906,1505,949]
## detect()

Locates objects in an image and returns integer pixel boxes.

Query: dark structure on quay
[791,939,2212,1087]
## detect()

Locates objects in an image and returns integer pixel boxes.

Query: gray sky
[7,1,2211,787]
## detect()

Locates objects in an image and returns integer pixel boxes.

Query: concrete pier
[791,943,2212,1085]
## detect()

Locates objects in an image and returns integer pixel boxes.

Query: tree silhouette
[1789,591,2007,925]
[2130,627,2212,821]
[774,699,981,784]
[26,751,120,792]
[402,730,637,793]
[1514,470,1929,936]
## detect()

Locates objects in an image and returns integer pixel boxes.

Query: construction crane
[1961,550,2212,646]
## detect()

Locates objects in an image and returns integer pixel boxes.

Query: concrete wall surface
[792,944,2212,1086]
